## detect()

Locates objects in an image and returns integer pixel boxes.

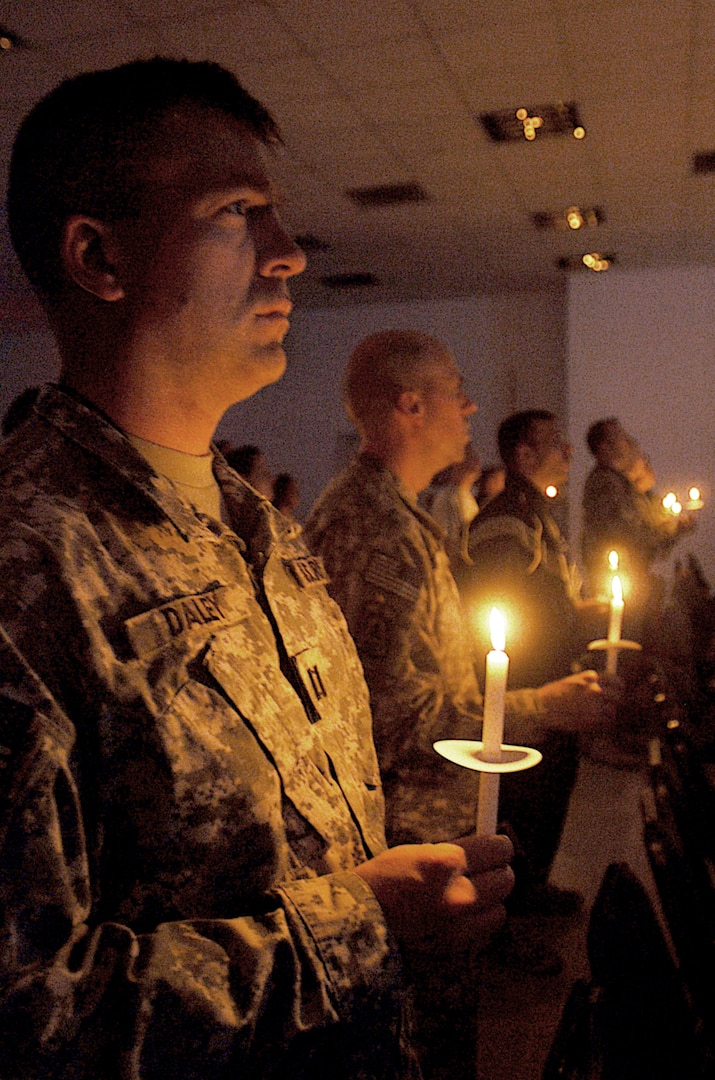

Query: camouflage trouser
[406,943,481,1080]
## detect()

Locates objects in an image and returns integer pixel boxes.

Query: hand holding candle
[476,608,509,835]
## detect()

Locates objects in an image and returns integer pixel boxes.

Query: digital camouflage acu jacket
[305,454,544,847]
[0,387,417,1080]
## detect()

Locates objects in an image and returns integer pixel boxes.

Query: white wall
[216,289,568,516]
[568,265,715,585]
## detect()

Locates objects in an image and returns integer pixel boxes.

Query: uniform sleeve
[310,520,485,775]
[0,628,407,1080]
[465,517,584,688]
[465,518,536,585]
[583,471,678,562]
[503,686,548,743]
[457,527,552,735]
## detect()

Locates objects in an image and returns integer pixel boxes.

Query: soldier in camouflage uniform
[582,418,694,624]
[463,411,605,913]
[305,331,604,1078]
[306,332,604,850]
[0,59,514,1079]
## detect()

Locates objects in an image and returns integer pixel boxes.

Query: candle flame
[489,607,506,652]
[545,485,558,498]
[612,575,623,605]
[689,487,701,501]
[662,492,676,509]
[672,501,682,515]
[608,550,619,570]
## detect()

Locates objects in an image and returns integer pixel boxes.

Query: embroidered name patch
[125,584,232,657]
[284,554,330,589]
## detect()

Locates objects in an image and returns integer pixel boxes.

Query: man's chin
[254,342,287,385]
[230,344,288,404]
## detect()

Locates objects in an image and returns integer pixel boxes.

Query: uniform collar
[355,452,445,540]
[35,384,299,550]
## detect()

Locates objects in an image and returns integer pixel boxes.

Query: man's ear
[61,216,125,301]
[395,389,424,417]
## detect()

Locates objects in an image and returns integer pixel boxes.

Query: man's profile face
[605,423,639,473]
[420,353,477,471]
[111,103,305,409]
[527,418,572,489]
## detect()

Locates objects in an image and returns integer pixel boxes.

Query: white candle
[476,608,509,835]
[606,574,624,675]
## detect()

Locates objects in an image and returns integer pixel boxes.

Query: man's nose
[258,214,307,278]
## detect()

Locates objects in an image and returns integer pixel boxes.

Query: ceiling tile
[1,0,715,307]
[156,2,305,62]
[270,0,423,50]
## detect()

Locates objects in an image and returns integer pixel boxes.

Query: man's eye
[225,201,248,217]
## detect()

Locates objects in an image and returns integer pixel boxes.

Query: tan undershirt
[127,433,223,521]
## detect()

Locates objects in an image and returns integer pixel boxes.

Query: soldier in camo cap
[0,58,515,1078]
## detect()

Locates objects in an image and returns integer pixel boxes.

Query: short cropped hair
[8,57,279,302]
[586,417,619,456]
[344,329,451,435]
[497,409,555,468]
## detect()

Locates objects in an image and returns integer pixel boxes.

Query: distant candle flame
[612,575,623,605]
[672,501,682,515]
[689,487,701,501]
[545,485,558,498]
[608,550,619,570]
[489,607,506,652]
[662,492,676,509]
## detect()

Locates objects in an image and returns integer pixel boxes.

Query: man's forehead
[423,350,459,380]
[138,103,273,193]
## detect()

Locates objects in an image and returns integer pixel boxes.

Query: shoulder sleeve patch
[364,552,421,605]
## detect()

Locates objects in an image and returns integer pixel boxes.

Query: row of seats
[543,715,715,1079]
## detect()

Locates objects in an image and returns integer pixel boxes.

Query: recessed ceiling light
[533,206,605,231]
[557,253,615,272]
[0,26,31,51]
[480,101,584,143]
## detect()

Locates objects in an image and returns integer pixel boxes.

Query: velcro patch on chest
[284,554,330,589]
[125,584,233,657]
